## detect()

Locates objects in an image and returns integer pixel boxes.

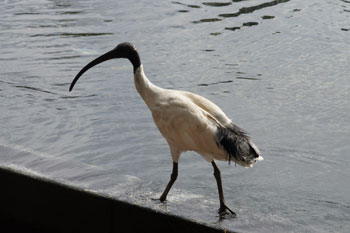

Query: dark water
[1,0,350,232]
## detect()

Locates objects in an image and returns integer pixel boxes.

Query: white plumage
[70,42,263,217]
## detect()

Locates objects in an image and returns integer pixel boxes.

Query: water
[1,0,350,232]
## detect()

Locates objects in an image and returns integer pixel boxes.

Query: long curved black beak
[69,49,118,92]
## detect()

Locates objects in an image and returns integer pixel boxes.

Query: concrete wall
[0,167,227,233]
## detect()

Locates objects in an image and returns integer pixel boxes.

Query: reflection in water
[193,18,222,23]
[236,77,260,81]
[30,32,114,38]
[225,26,241,31]
[219,0,290,18]
[175,0,290,34]
[14,12,41,15]
[203,2,232,7]
[15,85,57,95]
[61,94,97,99]
[243,22,259,26]
[261,15,275,19]
[172,1,201,8]
[58,11,82,15]
[224,21,258,31]
[198,80,233,87]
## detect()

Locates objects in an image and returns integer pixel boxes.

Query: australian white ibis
[69,42,263,217]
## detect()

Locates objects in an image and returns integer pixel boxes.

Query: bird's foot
[151,196,167,203]
[219,204,236,218]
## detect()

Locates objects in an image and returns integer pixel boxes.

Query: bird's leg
[212,161,236,217]
[159,162,178,202]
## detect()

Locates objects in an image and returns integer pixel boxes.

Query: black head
[69,42,141,92]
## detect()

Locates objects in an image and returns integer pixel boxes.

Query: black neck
[129,50,141,73]
[116,42,141,73]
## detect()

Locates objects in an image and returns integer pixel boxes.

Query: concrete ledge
[1,167,227,233]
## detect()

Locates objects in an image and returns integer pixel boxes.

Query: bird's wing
[151,92,225,161]
[182,91,263,166]
[151,90,262,165]
[181,91,232,126]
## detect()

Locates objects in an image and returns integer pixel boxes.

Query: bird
[69,42,263,217]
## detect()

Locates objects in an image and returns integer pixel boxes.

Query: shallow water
[1,0,350,232]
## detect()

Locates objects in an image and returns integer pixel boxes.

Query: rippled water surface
[1,0,350,232]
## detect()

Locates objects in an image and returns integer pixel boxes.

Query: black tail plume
[216,123,260,166]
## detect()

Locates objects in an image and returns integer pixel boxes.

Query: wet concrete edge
[0,166,230,233]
